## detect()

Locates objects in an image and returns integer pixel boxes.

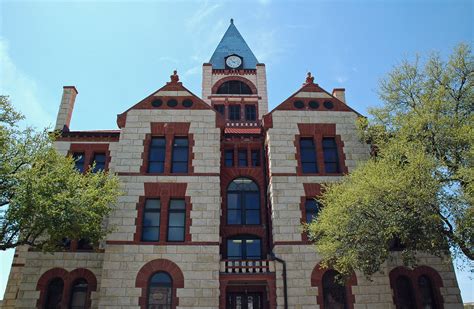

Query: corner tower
[202,19,268,124]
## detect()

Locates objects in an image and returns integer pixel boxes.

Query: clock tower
[202,19,268,124]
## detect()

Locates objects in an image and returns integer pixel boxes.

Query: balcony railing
[220,260,275,274]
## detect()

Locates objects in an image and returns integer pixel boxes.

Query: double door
[227,293,262,309]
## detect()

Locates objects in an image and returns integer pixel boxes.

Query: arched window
[147,272,172,309]
[217,81,253,95]
[227,178,260,225]
[44,278,64,309]
[322,270,348,309]
[418,275,437,309]
[69,278,88,309]
[394,276,416,309]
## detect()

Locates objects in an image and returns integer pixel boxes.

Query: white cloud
[184,65,201,77]
[0,38,53,128]
[336,75,348,83]
[186,1,222,29]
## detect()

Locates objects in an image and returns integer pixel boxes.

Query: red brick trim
[11,263,25,267]
[310,264,357,309]
[219,273,276,309]
[211,76,258,94]
[133,182,193,244]
[117,172,220,177]
[69,143,111,173]
[36,267,97,309]
[389,266,444,309]
[294,123,348,176]
[106,240,219,246]
[135,259,184,309]
[139,122,195,175]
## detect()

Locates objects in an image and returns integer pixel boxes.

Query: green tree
[0,95,121,251]
[307,43,473,277]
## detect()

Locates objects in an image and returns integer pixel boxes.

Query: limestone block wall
[107,175,220,243]
[1,246,28,309]
[272,245,463,309]
[269,176,342,242]
[266,110,369,242]
[11,251,104,309]
[98,244,220,309]
[110,109,220,174]
[267,110,369,175]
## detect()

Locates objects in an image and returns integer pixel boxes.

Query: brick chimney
[55,86,78,131]
[332,88,346,103]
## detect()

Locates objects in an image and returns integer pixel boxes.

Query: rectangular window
[238,149,248,167]
[91,153,106,173]
[167,199,186,242]
[245,105,256,121]
[323,137,340,173]
[300,138,318,173]
[229,105,241,120]
[72,153,85,173]
[214,104,225,115]
[251,150,260,167]
[227,192,242,224]
[148,137,166,173]
[142,199,161,242]
[225,149,234,167]
[305,199,320,223]
[171,137,189,173]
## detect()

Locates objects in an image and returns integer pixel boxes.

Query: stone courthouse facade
[3,20,464,309]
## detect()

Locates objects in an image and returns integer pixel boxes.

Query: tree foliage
[0,95,121,251]
[307,43,473,277]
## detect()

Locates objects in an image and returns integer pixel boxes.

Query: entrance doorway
[227,293,262,309]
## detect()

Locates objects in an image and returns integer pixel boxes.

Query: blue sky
[0,0,472,302]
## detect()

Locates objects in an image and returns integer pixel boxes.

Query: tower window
[227,178,260,225]
[148,137,166,173]
[251,150,260,167]
[45,278,64,309]
[216,80,253,95]
[300,138,318,173]
[238,149,248,167]
[142,199,161,242]
[167,199,186,242]
[225,149,234,167]
[229,105,241,120]
[227,236,261,260]
[171,137,189,173]
[305,199,320,223]
[147,272,172,308]
[323,138,340,173]
[73,153,85,173]
[69,278,89,309]
[91,153,106,173]
[214,104,225,115]
[245,105,256,121]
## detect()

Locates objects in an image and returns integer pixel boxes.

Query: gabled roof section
[209,19,259,69]
[267,72,362,116]
[117,71,214,128]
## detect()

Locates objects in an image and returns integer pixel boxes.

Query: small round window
[293,100,305,109]
[167,99,178,107]
[323,101,334,109]
[182,99,193,108]
[309,101,319,109]
[151,99,163,107]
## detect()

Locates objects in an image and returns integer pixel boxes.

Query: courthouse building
[2,20,463,309]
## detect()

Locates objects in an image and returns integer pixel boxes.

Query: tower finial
[305,72,314,85]
[170,70,179,83]
[230,18,234,24]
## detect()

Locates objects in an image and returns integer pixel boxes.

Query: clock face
[226,55,242,68]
